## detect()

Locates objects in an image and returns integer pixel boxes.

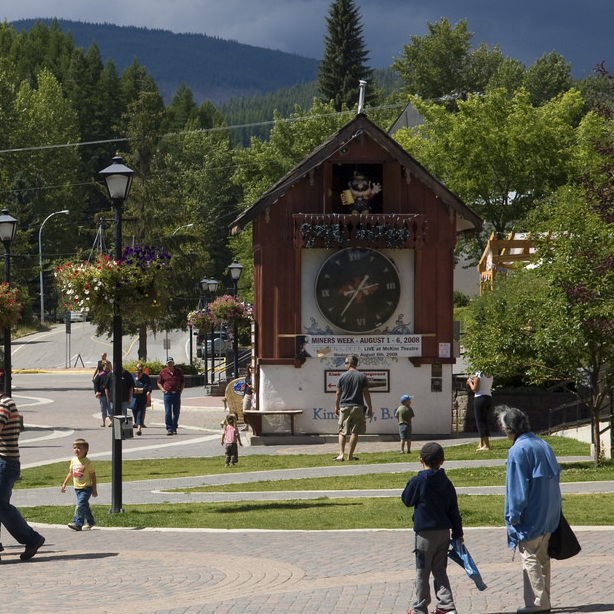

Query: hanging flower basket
[187,308,212,331]
[55,245,172,323]
[208,295,252,328]
[0,283,22,329]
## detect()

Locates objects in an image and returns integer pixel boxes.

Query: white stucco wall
[258,360,453,435]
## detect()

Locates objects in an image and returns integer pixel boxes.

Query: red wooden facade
[231,114,481,373]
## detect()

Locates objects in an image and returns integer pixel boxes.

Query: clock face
[315,249,401,333]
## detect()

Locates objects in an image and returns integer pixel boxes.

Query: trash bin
[113,415,134,440]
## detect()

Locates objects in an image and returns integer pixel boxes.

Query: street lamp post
[0,209,17,396]
[199,278,211,386]
[39,209,69,323]
[99,156,134,515]
[200,277,218,386]
[228,259,244,379]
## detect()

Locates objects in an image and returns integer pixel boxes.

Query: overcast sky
[3,0,613,75]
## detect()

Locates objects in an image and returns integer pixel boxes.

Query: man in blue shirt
[497,405,561,614]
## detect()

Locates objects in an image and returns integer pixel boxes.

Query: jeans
[132,401,146,427]
[99,395,112,421]
[73,486,96,528]
[164,392,181,432]
[0,457,43,546]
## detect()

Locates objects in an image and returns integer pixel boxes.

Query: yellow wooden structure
[478,231,535,294]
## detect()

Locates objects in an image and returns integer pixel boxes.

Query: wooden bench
[243,409,303,436]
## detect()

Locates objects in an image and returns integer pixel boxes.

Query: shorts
[399,423,412,441]
[338,405,366,436]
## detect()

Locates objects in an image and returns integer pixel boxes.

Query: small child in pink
[221,414,242,466]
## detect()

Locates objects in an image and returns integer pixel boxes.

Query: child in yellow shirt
[61,438,98,530]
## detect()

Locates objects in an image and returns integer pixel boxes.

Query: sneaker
[20,536,45,560]
[172,429,177,435]
[431,609,457,614]
[166,431,173,436]
[82,525,94,530]
[68,523,82,531]
[517,607,551,614]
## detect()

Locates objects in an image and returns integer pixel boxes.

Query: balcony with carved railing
[293,213,427,249]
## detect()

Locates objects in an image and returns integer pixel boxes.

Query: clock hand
[342,282,379,296]
[340,275,369,317]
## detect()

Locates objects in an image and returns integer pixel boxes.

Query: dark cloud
[2,0,612,75]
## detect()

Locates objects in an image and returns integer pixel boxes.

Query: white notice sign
[300,334,422,359]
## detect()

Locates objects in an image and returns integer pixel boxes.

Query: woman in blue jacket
[497,405,561,614]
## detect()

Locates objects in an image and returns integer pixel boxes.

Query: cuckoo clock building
[231,113,482,436]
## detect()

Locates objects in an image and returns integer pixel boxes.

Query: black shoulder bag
[548,511,581,560]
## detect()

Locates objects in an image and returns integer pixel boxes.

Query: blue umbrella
[448,538,487,591]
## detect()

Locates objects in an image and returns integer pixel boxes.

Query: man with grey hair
[496,405,561,614]
[333,354,372,461]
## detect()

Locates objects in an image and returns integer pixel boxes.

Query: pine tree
[317,0,373,112]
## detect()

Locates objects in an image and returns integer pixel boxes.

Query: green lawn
[166,460,611,493]
[15,435,589,490]
[21,493,611,530]
[17,435,605,530]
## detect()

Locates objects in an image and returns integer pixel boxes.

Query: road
[12,322,195,370]
[11,371,230,469]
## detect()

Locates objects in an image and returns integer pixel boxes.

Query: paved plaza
[2,372,613,614]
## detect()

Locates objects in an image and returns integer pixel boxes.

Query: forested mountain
[219,68,401,144]
[7,18,401,145]
[9,18,320,104]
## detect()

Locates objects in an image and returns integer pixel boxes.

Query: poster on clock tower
[298,333,422,358]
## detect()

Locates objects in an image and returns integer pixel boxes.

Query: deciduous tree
[464,186,614,465]
[392,18,503,100]
[394,88,589,250]
[464,69,614,463]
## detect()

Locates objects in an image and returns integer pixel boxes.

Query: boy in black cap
[401,442,463,614]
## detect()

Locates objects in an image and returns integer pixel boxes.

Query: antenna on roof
[357,80,367,115]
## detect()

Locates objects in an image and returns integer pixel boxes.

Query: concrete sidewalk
[10,455,598,507]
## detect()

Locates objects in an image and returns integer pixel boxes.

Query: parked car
[205,331,231,355]
[70,310,85,322]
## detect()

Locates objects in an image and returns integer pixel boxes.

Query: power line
[0,103,406,199]
[0,103,404,156]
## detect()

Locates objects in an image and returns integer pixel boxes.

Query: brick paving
[4,525,612,614]
[3,375,613,613]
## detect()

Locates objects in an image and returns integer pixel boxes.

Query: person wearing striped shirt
[0,393,45,561]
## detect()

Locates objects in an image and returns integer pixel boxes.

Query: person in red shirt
[157,357,185,435]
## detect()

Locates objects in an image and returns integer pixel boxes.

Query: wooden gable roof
[230,113,482,235]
